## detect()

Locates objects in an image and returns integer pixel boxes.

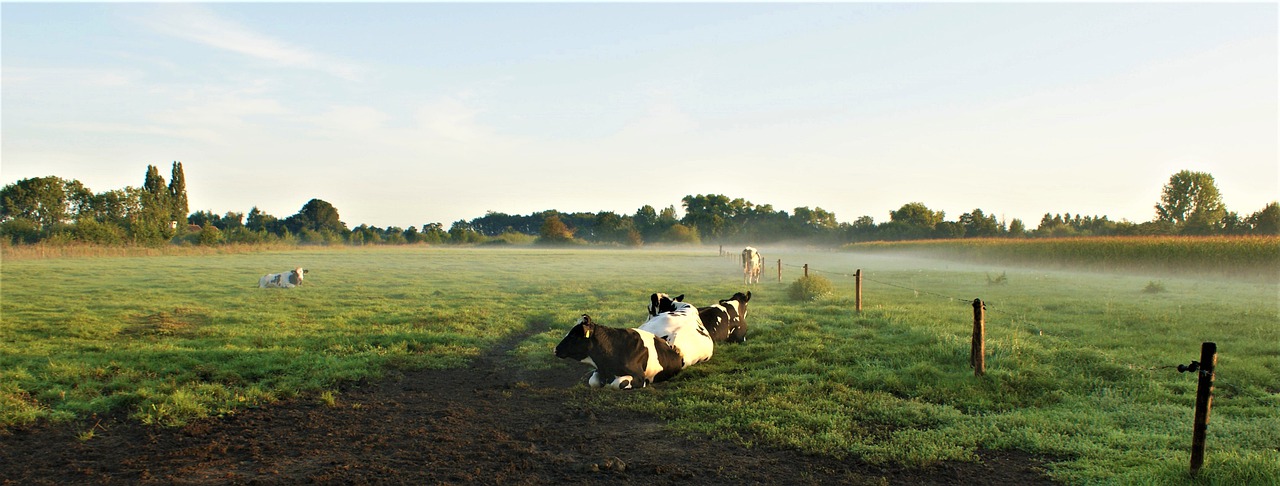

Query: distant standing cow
[742,247,763,284]
[259,267,308,288]
[554,315,685,389]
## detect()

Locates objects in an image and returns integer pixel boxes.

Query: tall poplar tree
[168,162,188,225]
[137,164,174,242]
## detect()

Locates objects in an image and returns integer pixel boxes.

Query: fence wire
[782,262,986,309]
[772,257,1244,411]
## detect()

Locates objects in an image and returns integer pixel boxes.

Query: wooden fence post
[803,264,809,277]
[777,259,782,282]
[970,299,985,376]
[1190,342,1217,477]
[855,269,862,313]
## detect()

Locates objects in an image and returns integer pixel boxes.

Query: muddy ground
[1,328,1058,485]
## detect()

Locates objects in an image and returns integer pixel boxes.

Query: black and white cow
[647,292,684,317]
[742,247,763,284]
[698,291,752,343]
[554,315,685,389]
[637,300,714,367]
[259,267,308,288]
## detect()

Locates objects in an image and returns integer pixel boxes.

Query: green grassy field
[2,245,1277,484]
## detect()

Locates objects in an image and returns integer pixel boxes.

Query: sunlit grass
[2,245,1277,484]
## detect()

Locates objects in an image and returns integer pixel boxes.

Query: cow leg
[609,376,634,389]
[588,371,605,388]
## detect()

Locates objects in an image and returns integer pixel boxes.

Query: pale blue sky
[3,2,1276,229]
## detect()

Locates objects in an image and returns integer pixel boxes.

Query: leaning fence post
[1190,342,1217,477]
[970,299,985,376]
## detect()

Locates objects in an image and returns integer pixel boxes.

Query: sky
[2,2,1277,229]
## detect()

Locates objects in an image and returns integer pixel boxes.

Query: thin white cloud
[2,66,140,88]
[415,96,489,144]
[138,4,364,81]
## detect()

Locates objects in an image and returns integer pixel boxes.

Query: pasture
[2,246,1278,484]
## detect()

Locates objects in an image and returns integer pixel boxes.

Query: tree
[137,165,175,242]
[537,214,575,245]
[890,202,944,228]
[421,223,448,244]
[1155,170,1226,234]
[1008,218,1026,238]
[188,210,221,228]
[246,207,279,233]
[84,188,139,225]
[661,223,700,244]
[448,220,483,243]
[934,221,966,239]
[593,211,638,245]
[221,211,244,229]
[682,194,735,241]
[1246,202,1280,235]
[959,209,1001,237]
[885,202,944,239]
[168,162,188,225]
[0,176,91,232]
[633,205,660,241]
[284,199,347,235]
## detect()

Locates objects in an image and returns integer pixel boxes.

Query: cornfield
[846,236,1280,281]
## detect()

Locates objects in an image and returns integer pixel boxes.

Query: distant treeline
[2,165,1277,247]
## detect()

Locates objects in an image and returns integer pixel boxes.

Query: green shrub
[789,275,835,301]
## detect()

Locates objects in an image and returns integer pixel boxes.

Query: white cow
[742,246,763,284]
[637,301,714,368]
[259,267,308,288]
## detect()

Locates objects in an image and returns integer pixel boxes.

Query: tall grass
[3,246,1278,484]
[846,236,1280,281]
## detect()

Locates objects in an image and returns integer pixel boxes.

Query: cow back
[638,302,714,367]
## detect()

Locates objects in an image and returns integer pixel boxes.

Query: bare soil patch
[1,328,1058,485]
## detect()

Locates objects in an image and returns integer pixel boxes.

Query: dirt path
[1,325,1058,485]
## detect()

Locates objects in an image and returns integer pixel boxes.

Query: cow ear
[744,291,751,302]
[582,323,592,339]
[675,294,684,302]
[650,293,660,307]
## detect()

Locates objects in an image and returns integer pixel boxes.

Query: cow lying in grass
[698,291,751,343]
[259,267,308,288]
[554,315,684,389]
[650,291,751,343]
[637,300,714,368]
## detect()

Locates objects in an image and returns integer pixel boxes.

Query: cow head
[554,314,596,362]
[723,291,751,318]
[289,267,308,286]
[647,293,685,316]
